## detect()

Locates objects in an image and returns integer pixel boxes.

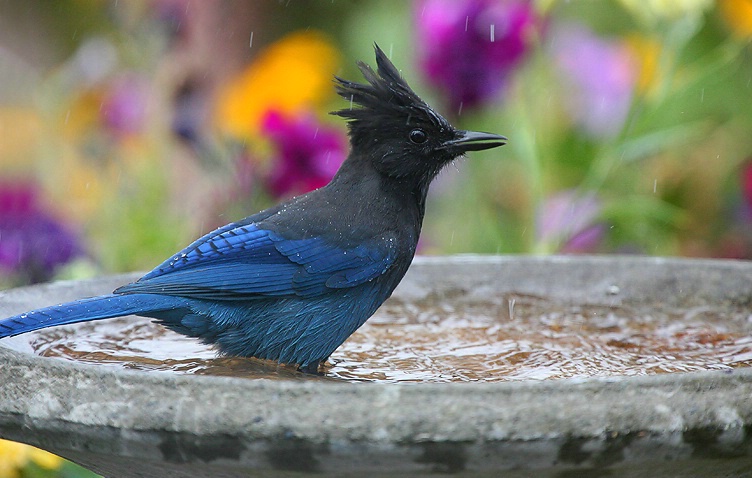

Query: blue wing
[116,222,397,300]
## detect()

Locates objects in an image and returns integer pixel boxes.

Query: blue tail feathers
[0,294,181,338]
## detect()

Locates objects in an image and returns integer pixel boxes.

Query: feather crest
[331,44,434,127]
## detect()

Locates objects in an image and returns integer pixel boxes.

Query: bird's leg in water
[298,361,323,375]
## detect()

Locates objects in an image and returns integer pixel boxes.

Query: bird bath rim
[2,254,752,477]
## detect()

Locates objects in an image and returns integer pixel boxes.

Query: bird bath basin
[2,255,752,477]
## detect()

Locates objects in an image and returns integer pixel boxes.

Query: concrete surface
[1,255,752,477]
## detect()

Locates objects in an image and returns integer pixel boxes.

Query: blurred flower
[739,158,752,222]
[619,0,713,26]
[414,0,539,112]
[261,109,346,198]
[0,439,28,478]
[624,34,662,96]
[549,23,637,139]
[27,446,64,470]
[100,74,150,137]
[0,181,83,284]
[0,439,63,478]
[0,107,43,168]
[537,190,603,253]
[720,0,752,38]
[216,31,341,141]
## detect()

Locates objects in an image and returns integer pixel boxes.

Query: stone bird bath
[1,255,752,477]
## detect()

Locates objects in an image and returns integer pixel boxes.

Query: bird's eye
[409,128,428,144]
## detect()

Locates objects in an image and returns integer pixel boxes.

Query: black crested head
[332,44,434,133]
[331,44,506,185]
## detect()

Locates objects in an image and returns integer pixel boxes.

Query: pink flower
[261,110,346,198]
[548,23,637,138]
[415,0,539,112]
[101,75,149,137]
[537,190,603,253]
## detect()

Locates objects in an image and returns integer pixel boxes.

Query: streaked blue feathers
[0,221,398,372]
[117,223,396,299]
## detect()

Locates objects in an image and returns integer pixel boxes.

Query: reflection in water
[21,294,752,383]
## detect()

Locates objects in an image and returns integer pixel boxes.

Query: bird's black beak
[443,130,507,153]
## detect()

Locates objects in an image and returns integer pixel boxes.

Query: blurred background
[0,0,750,475]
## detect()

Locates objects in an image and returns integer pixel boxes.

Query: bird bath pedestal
[2,255,752,477]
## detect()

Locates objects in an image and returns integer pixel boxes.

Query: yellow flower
[0,439,31,478]
[215,31,341,140]
[625,34,663,96]
[60,88,106,141]
[0,439,65,477]
[0,107,43,169]
[720,0,752,38]
[28,447,64,469]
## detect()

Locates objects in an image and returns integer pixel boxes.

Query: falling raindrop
[490,24,495,42]
[508,298,516,320]
[249,31,254,49]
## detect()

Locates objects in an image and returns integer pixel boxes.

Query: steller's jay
[0,44,506,373]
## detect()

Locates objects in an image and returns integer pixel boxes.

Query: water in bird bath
[19,293,752,383]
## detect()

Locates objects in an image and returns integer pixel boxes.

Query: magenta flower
[0,182,83,284]
[537,190,604,253]
[261,109,347,198]
[415,0,539,112]
[548,23,637,139]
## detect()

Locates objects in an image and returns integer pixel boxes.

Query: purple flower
[260,109,346,198]
[537,190,603,253]
[741,159,752,222]
[415,0,538,112]
[0,182,83,284]
[548,23,637,139]
[101,75,150,137]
